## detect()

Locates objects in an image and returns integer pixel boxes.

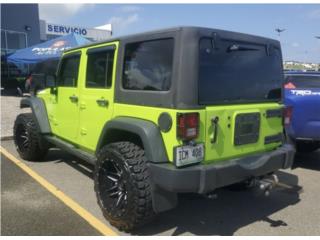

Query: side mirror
[45,75,56,88]
[45,75,57,94]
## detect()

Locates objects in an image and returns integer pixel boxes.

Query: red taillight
[284,82,296,89]
[283,106,293,126]
[177,113,199,140]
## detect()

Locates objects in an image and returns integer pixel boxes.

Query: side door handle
[69,95,78,103]
[96,98,109,107]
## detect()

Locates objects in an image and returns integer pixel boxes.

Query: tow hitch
[257,174,279,196]
[204,173,298,199]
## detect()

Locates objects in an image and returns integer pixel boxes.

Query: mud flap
[151,184,178,213]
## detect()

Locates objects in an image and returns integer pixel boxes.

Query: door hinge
[80,128,87,135]
[80,102,86,110]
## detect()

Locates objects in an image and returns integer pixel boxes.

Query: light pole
[275,28,286,37]
[275,28,286,53]
[316,37,320,70]
[275,28,286,68]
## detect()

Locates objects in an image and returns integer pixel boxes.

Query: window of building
[86,49,114,88]
[58,54,80,87]
[1,30,7,50]
[122,38,174,91]
[6,31,27,50]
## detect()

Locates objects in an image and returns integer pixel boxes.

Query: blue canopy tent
[7,33,91,64]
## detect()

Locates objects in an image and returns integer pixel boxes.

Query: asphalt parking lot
[1,154,102,236]
[1,139,320,236]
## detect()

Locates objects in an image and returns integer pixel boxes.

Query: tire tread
[94,141,154,232]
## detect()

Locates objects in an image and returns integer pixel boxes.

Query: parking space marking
[0,146,118,236]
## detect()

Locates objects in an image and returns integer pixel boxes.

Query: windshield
[198,37,283,104]
[285,74,320,88]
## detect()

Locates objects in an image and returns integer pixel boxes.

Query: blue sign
[47,24,88,36]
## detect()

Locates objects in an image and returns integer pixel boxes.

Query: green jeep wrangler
[13,27,295,231]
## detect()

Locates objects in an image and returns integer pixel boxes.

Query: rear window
[198,37,283,104]
[122,38,174,91]
[285,75,320,88]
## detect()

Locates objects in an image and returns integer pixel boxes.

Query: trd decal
[290,90,320,96]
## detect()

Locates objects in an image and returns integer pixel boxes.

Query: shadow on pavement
[293,150,320,171]
[133,170,300,236]
[46,149,94,179]
[44,148,301,236]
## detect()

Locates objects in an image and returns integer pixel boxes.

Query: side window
[122,38,174,91]
[86,49,115,88]
[58,54,80,87]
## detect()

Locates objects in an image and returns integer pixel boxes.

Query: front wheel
[13,113,49,161]
[94,141,154,232]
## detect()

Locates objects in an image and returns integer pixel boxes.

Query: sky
[39,4,320,63]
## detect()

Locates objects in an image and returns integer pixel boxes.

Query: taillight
[283,106,293,126]
[284,82,296,89]
[177,113,199,141]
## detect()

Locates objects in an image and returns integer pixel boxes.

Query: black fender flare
[20,97,51,134]
[96,117,169,163]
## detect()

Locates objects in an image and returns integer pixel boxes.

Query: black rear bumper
[149,144,295,194]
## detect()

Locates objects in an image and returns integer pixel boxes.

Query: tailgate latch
[211,116,219,144]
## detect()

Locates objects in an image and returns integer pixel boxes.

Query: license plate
[174,144,204,167]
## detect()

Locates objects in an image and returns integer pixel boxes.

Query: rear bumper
[149,144,295,194]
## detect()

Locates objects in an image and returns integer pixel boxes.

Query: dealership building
[1,4,112,57]
[1,4,112,84]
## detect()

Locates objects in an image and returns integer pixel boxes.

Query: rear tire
[94,141,154,232]
[296,141,320,153]
[13,113,49,161]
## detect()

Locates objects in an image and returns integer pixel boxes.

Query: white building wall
[39,20,112,41]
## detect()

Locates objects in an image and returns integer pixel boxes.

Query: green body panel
[112,103,282,163]
[77,42,118,151]
[39,87,80,143]
[203,103,282,164]
[38,40,283,164]
[111,103,205,161]
[38,42,118,150]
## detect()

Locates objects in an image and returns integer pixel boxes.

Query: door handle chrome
[96,98,108,107]
[211,116,219,144]
[69,95,78,103]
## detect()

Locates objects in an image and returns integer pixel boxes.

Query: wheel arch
[96,117,169,163]
[20,97,51,134]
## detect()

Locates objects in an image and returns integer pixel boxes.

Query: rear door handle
[96,98,108,107]
[69,95,78,103]
[211,116,219,143]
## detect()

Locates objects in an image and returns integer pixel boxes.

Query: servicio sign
[47,23,88,36]
[42,21,112,41]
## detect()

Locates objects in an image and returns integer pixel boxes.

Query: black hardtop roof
[65,26,280,53]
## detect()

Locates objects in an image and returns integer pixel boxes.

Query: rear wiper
[227,44,259,52]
